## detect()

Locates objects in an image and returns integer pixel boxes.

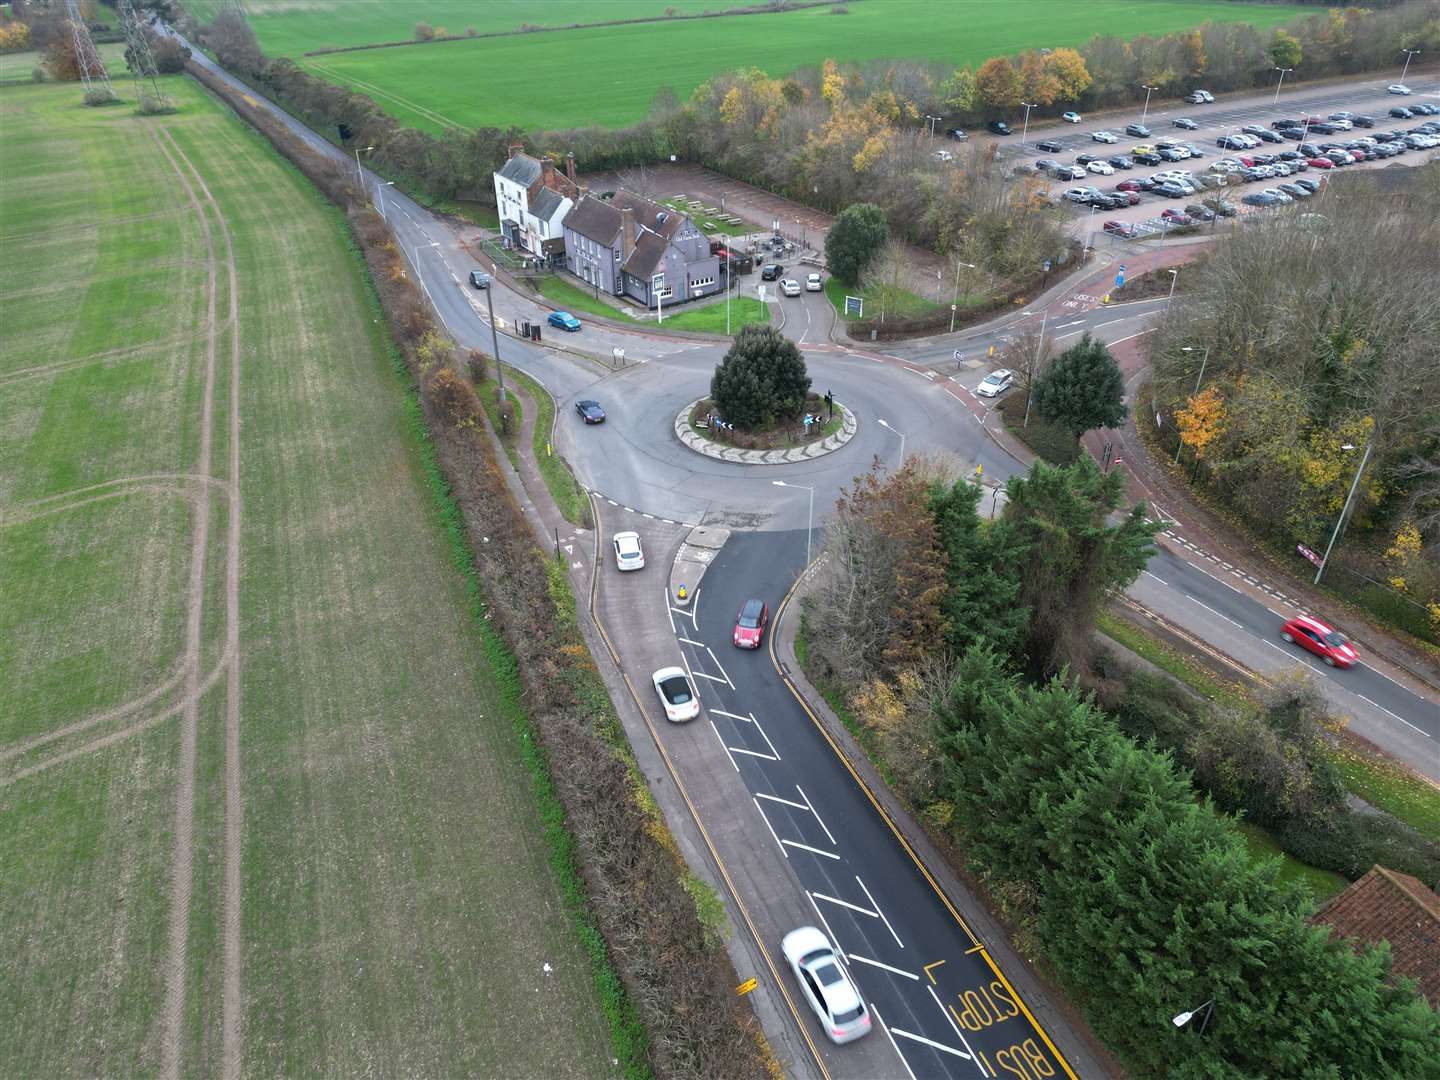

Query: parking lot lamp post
[1020,102,1036,148]
[877,419,906,469]
[1083,204,1098,259]
[951,259,977,332]
[1165,267,1179,307]
[1400,49,1420,83]
[925,114,942,141]
[1174,345,1211,464]
[771,480,815,570]
[1273,67,1293,105]
[1140,84,1158,126]
[1314,441,1373,586]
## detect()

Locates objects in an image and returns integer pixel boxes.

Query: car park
[1387,84,1412,95]
[780,278,802,297]
[467,269,492,289]
[1062,111,1083,123]
[1087,159,1114,175]
[761,262,784,280]
[806,272,823,291]
[782,927,873,1045]
[548,310,582,332]
[1036,138,1064,153]
[1108,155,1134,170]
[1126,122,1151,137]
[575,399,606,423]
[1184,203,1216,221]
[1172,117,1199,130]
[1280,615,1357,668]
[733,599,769,648]
[947,127,969,141]
[651,667,700,721]
[988,119,1012,135]
[1091,130,1118,143]
[612,530,645,571]
[975,368,1015,397]
[1103,220,1139,238]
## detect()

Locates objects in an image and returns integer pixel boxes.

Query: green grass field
[217,0,1307,133]
[0,42,129,81]
[534,273,770,333]
[0,75,615,1076]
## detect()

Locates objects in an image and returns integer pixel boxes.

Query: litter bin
[520,320,532,339]
[532,324,541,342]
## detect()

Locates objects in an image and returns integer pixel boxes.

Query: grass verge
[1329,742,1440,844]
[1097,610,1254,711]
[995,392,1081,465]
[532,273,768,334]
[507,365,593,528]
[824,276,945,322]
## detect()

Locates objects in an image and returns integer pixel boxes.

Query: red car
[1307,157,1335,169]
[1116,179,1145,192]
[1103,220,1139,238]
[1111,190,1141,205]
[733,598,769,649]
[1280,615,1358,668]
[1160,209,1193,225]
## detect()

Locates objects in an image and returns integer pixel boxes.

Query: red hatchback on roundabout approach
[1280,614,1358,668]
[734,599,770,649]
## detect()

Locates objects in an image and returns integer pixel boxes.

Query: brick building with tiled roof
[1310,865,1440,1006]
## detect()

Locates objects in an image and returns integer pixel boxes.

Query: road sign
[735,977,758,996]
[953,349,964,361]
[1297,543,1323,568]
[844,295,864,317]
[1115,270,1125,288]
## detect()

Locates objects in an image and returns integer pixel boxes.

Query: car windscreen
[739,601,763,627]
[661,678,691,703]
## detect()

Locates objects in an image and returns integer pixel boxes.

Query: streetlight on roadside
[1020,307,1049,428]
[925,114,943,141]
[771,480,815,571]
[1272,67,1293,105]
[1400,48,1421,83]
[1083,203,1099,260]
[487,261,507,404]
[877,418,906,470]
[1140,84,1159,126]
[354,144,375,186]
[376,179,396,220]
[1173,1000,1215,1036]
[1314,440,1373,586]
[951,259,977,332]
[1174,344,1211,464]
[1020,101,1037,148]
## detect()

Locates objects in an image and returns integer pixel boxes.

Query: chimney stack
[541,157,555,181]
[620,206,635,265]
[507,143,524,159]
[565,152,577,186]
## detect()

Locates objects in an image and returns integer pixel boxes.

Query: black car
[1216,135,1249,150]
[1109,155,1134,169]
[1255,130,1284,143]
[1075,152,1100,165]
[1092,193,1126,210]
[1415,103,1440,115]
[1242,192,1279,207]
[946,127,969,141]
[988,120,1011,135]
[1291,178,1321,195]
[760,263,784,280]
[468,269,492,289]
[1158,146,1187,161]
[1390,106,1413,119]
[1134,151,1162,165]
[575,400,606,424]
[1184,203,1216,221]
[1297,143,1320,156]
[1278,183,1310,199]
[1241,124,1267,136]
[1035,158,1060,173]
[1203,198,1238,216]
[1250,152,1276,165]
[1128,175,1159,190]
[1035,139,1063,152]
[1173,117,1199,130]
[1351,115,1376,128]
[1273,118,1301,129]
[1278,128,1304,141]
[1125,122,1151,137]
[1309,122,1339,135]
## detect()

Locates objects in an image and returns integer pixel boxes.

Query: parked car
[1103,220,1139,238]
[733,599,769,648]
[975,368,1016,397]
[575,399,606,424]
[1273,118,1301,129]
[1351,115,1376,128]
[1387,83,1412,95]
[806,272,823,292]
[1110,189,1141,205]
[988,119,1012,135]
[467,269,492,289]
[1160,208,1193,225]
[1309,122,1339,135]
[1064,187,1095,203]
[1327,118,1353,131]
[1277,182,1310,199]
[1172,117,1199,130]
[1184,203,1216,221]
[1202,197,1238,216]
[1108,155,1134,170]
[932,149,954,162]
[782,927,873,1045]
[612,530,645,571]
[1280,615,1357,668]
[1087,159,1115,175]
[1242,191,1280,206]
[1155,180,1188,199]
[1278,127,1304,141]
[1091,130,1118,143]
[946,127,969,141]
[1116,179,1146,192]
[651,667,700,721]
[1306,157,1335,169]
[1091,193,1126,210]
[1255,129,1284,143]
[780,278,802,297]
[1125,122,1151,137]
[1134,151,1162,165]
[1062,111,1083,123]
[1216,135,1249,150]
[1416,103,1440,116]
[760,263,784,280]
[1035,138,1063,153]
[1075,152,1100,165]
[1261,187,1293,204]
[548,310,582,332]
[1058,164,1088,180]
[1389,106,1414,119]
[1186,89,1215,104]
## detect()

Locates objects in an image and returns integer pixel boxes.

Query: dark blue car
[575,400,606,424]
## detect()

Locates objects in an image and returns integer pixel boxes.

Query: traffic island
[668,525,731,607]
[674,397,857,464]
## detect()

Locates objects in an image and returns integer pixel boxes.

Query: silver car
[975,369,1015,398]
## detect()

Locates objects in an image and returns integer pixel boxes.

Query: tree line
[801,456,1440,1076]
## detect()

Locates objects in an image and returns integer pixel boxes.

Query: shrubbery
[709,324,811,429]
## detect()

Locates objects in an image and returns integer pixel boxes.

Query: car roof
[982,369,1013,380]
[1290,614,1336,636]
[579,399,600,408]
[741,598,765,617]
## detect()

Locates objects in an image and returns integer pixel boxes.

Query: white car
[1062,111,1083,123]
[612,530,644,571]
[1328,118,1352,131]
[806,272,823,291]
[933,149,954,162]
[651,667,699,722]
[975,369,1015,398]
[1091,130,1118,143]
[780,278,802,297]
[1387,84,1412,95]
[782,927,872,1045]
[1262,187,1294,204]
[1086,160,1114,175]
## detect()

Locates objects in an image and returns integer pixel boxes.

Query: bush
[1276,809,1440,884]
[413,21,435,41]
[30,66,46,83]
[467,347,488,383]
[708,324,810,429]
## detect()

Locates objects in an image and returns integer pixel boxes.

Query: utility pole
[1272,67,1293,105]
[1314,441,1373,586]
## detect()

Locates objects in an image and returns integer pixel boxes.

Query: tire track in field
[305,58,465,130]
[156,127,246,1080]
[0,336,203,385]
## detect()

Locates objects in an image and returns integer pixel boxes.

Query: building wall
[564,226,620,294]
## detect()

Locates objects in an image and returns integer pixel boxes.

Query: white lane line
[926,985,982,1073]
[1093,317,1127,332]
[1057,319,1085,329]
[873,1008,921,1080]
[690,670,729,684]
[1185,595,1243,629]
[1358,695,1430,736]
[806,892,849,970]
[730,745,780,761]
[847,954,920,980]
[782,838,841,860]
[796,785,836,846]
[664,590,676,635]
[607,499,619,506]
[812,890,877,917]
[706,646,735,690]
[1189,561,1244,594]
[750,714,782,761]
[710,708,752,723]
[890,1025,972,1059]
[856,875,903,948]
[677,636,705,647]
[1143,570,1169,586]
[753,797,786,856]
[642,513,655,520]
[1106,327,1158,348]
[755,791,807,811]
[711,721,739,773]
[622,505,635,513]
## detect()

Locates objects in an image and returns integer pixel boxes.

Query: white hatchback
[1086,160,1114,175]
[975,369,1015,398]
[1091,130,1118,143]
[651,668,699,722]
[806,272,823,291]
[612,530,644,571]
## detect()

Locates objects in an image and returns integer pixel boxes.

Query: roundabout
[672,397,858,465]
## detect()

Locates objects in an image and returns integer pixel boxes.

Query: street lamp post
[1020,102,1036,148]
[1273,67,1293,106]
[951,259,977,332]
[1173,1001,1215,1036]
[1400,49,1420,83]
[1083,204,1099,259]
[376,179,395,220]
[1174,344,1211,464]
[1140,84,1158,126]
[1022,307,1048,428]
[877,419,906,470]
[771,480,815,571]
[1314,440,1373,585]
[1166,267,1179,307]
[925,114,942,141]
[487,261,506,404]
[354,144,375,186]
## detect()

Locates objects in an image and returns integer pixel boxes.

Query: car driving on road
[1280,615,1358,668]
[806,272,823,291]
[548,310,582,332]
[612,530,644,571]
[575,399,606,424]
[733,599,769,649]
[975,368,1015,397]
[468,269,491,289]
[780,278,802,297]
[782,927,872,1045]
[651,667,700,721]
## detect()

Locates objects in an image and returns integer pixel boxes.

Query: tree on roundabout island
[710,324,812,430]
